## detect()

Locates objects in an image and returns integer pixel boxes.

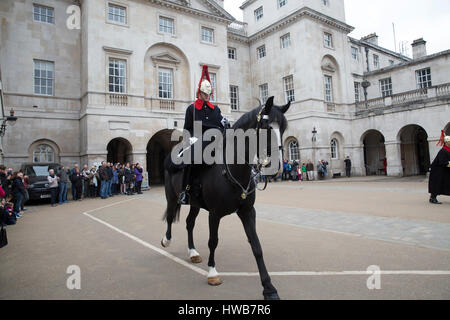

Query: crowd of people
[49,162,146,206]
[0,165,30,226]
[0,162,147,227]
[274,159,330,182]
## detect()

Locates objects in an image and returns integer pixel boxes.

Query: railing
[227,21,248,36]
[158,99,175,111]
[356,97,384,110]
[326,103,336,112]
[108,93,128,106]
[391,88,428,105]
[436,83,450,96]
[356,82,450,112]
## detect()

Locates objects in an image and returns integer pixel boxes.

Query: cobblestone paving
[254,204,450,252]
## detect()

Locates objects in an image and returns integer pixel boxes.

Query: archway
[107,138,133,164]
[398,125,430,176]
[146,129,178,185]
[362,130,386,176]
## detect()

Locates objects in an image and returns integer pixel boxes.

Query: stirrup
[178,190,190,205]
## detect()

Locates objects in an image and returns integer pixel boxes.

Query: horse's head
[255,96,291,177]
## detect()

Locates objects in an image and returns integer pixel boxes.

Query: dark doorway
[146,129,178,185]
[107,138,133,165]
[362,130,386,176]
[399,125,430,176]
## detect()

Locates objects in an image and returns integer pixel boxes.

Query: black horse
[161,97,290,300]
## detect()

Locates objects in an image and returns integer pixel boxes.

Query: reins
[224,106,271,200]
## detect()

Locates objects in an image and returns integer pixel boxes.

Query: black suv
[20,163,63,200]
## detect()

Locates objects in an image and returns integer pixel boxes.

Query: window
[284,75,295,102]
[380,78,392,97]
[257,45,266,59]
[230,85,239,110]
[416,68,432,89]
[158,68,173,99]
[33,144,54,163]
[201,27,214,43]
[389,60,395,66]
[324,32,333,48]
[228,47,236,60]
[373,54,379,69]
[330,139,338,160]
[34,60,54,96]
[210,73,217,102]
[254,6,263,21]
[288,141,300,161]
[324,75,333,102]
[159,16,174,34]
[278,0,287,8]
[259,83,269,104]
[33,4,54,24]
[354,82,361,102]
[109,58,126,93]
[280,33,291,49]
[351,47,359,60]
[108,3,127,24]
[322,0,330,6]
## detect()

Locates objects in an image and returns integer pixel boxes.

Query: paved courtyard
[1,176,449,300]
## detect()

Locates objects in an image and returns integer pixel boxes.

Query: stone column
[385,141,403,177]
[347,145,364,176]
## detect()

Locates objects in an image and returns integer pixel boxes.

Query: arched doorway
[147,129,178,185]
[107,138,133,164]
[362,130,386,176]
[398,125,430,176]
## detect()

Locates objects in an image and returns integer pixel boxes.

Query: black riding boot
[430,194,442,205]
[178,166,192,205]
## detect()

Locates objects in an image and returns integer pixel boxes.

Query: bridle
[224,106,283,200]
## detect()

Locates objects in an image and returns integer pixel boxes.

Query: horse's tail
[162,162,182,223]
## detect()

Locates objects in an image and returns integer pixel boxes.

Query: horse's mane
[232,104,288,133]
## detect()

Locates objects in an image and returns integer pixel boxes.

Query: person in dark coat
[428,134,450,204]
[71,169,83,201]
[134,163,143,194]
[12,172,26,217]
[344,156,352,178]
[178,65,227,205]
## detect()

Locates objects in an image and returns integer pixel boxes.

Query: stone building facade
[0,0,449,183]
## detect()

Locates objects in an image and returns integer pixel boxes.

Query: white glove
[189,137,199,145]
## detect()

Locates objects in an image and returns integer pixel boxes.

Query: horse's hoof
[264,292,280,300]
[161,236,171,248]
[190,256,202,264]
[208,276,223,286]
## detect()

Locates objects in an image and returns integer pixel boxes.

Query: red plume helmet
[196,65,212,99]
[437,130,445,146]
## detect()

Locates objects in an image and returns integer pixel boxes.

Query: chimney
[412,38,427,59]
[361,33,379,46]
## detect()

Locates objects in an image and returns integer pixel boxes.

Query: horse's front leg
[186,206,202,263]
[207,212,222,286]
[237,207,279,300]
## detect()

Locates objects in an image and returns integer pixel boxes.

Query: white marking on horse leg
[161,235,171,248]
[188,248,200,258]
[208,267,219,278]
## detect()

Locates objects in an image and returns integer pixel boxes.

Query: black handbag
[0,224,8,248]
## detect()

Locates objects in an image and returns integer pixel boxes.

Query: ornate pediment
[151,52,181,66]
[321,56,338,73]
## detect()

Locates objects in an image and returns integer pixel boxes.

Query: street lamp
[361,80,371,107]
[0,108,18,137]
